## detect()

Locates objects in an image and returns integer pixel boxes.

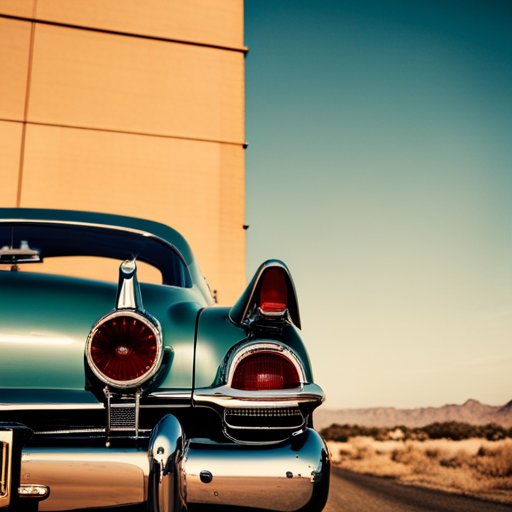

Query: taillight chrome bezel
[225,340,307,390]
[86,310,163,389]
[229,260,302,329]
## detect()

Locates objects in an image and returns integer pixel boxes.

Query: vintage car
[0,208,330,512]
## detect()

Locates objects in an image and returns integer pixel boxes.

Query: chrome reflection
[0,334,74,345]
[148,414,185,512]
[11,414,330,512]
[183,429,330,512]
[0,430,13,507]
[194,382,325,410]
[224,406,305,430]
[18,484,49,498]
[116,259,144,312]
[20,447,148,511]
[0,403,104,411]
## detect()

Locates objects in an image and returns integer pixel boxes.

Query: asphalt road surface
[325,467,512,512]
[78,469,512,512]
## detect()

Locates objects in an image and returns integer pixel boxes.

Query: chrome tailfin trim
[116,259,144,312]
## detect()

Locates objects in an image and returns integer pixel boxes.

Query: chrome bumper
[0,415,330,512]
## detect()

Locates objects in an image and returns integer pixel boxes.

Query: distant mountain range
[314,399,512,430]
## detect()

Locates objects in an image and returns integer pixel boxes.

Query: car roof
[0,208,195,265]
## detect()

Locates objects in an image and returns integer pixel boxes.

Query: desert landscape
[315,399,512,430]
[320,399,512,504]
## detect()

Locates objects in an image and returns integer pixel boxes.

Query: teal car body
[0,209,329,512]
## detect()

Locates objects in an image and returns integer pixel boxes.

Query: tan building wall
[0,0,246,304]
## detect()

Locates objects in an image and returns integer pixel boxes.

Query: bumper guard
[1,415,330,512]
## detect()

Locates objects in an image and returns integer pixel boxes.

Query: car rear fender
[193,307,314,390]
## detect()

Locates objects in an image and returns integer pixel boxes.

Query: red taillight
[259,268,288,314]
[231,352,301,390]
[90,316,158,382]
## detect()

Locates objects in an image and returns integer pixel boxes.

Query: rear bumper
[1,415,330,512]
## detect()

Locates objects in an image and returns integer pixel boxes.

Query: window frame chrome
[0,219,188,265]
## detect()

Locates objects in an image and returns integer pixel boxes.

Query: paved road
[325,467,512,512]
[81,468,512,512]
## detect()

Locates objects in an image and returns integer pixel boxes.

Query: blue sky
[244,0,512,408]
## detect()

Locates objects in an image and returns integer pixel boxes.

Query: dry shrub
[350,436,376,460]
[425,447,440,459]
[321,421,512,442]
[439,449,472,469]
[390,443,438,474]
[326,438,512,504]
[327,441,355,463]
[338,446,354,457]
[472,444,512,478]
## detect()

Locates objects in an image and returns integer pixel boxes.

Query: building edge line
[16,1,38,208]
[0,13,249,53]
[0,119,249,148]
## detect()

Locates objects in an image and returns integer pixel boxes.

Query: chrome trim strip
[86,310,163,389]
[0,401,192,412]
[33,429,152,435]
[105,387,111,439]
[258,306,288,318]
[0,403,104,411]
[140,404,191,408]
[135,390,141,437]
[0,218,188,265]
[0,399,192,411]
[0,431,12,505]
[0,443,6,496]
[224,340,307,388]
[224,421,304,431]
[116,259,144,312]
[35,428,106,435]
[111,428,150,433]
[194,383,325,409]
[18,484,49,498]
[146,391,192,400]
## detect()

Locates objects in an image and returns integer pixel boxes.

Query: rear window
[0,256,162,284]
[0,222,192,287]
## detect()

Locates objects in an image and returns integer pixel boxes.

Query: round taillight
[87,312,161,387]
[231,352,301,390]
